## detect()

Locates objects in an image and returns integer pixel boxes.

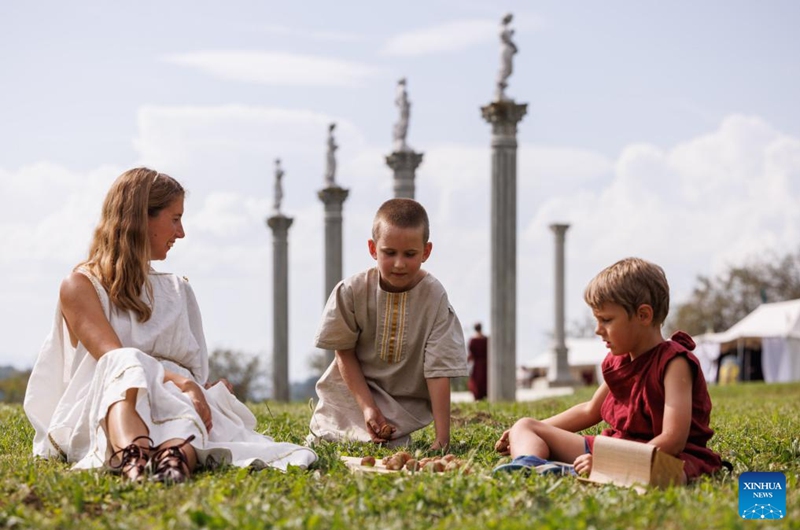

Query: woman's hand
[494,429,511,455]
[166,371,213,432]
[204,378,234,394]
[181,380,213,432]
[363,407,395,444]
[573,453,593,476]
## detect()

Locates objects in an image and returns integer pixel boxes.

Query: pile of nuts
[360,451,471,474]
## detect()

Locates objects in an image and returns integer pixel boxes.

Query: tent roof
[705,298,800,344]
[527,338,608,368]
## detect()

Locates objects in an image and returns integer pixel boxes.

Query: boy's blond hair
[583,257,670,325]
[372,198,430,244]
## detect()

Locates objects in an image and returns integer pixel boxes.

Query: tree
[0,368,31,403]
[207,349,268,402]
[669,247,800,336]
[567,312,598,338]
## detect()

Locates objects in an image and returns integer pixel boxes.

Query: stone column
[266,214,293,402]
[548,223,575,387]
[318,185,349,365]
[385,151,423,199]
[481,100,527,401]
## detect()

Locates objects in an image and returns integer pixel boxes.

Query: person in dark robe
[467,323,488,401]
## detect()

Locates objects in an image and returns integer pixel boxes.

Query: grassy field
[1,383,798,529]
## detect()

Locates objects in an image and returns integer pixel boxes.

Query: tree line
[668,246,800,336]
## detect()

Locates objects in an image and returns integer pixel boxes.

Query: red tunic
[467,336,488,401]
[585,331,723,480]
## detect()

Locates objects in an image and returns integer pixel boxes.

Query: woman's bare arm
[59,272,122,359]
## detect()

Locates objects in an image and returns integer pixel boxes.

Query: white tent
[526,338,609,385]
[694,298,800,383]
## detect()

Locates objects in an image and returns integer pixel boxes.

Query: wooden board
[578,436,684,493]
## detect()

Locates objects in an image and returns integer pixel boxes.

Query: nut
[379,424,394,439]
[405,458,420,472]
[394,451,412,464]
[360,456,376,467]
[385,456,404,471]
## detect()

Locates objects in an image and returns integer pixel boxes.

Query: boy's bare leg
[507,418,588,463]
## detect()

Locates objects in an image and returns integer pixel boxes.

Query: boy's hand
[573,453,593,476]
[429,439,449,452]
[363,407,396,443]
[494,429,510,455]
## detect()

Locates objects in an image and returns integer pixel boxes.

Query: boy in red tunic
[494,257,723,482]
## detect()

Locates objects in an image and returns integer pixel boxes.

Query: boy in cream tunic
[309,199,467,449]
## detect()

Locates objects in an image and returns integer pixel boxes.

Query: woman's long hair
[79,167,185,322]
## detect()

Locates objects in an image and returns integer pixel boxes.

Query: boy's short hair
[372,198,430,244]
[583,257,670,325]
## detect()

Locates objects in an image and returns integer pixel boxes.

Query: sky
[1,1,799,385]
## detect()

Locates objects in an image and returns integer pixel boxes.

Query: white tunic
[309,268,468,444]
[24,269,316,471]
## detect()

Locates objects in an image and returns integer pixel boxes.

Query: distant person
[494,257,723,483]
[467,323,488,400]
[24,168,316,484]
[308,198,468,450]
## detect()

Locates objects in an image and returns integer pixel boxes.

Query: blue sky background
[2,1,799,384]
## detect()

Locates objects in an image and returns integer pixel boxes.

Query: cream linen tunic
[24,269,316,471]
[309,268,468,444]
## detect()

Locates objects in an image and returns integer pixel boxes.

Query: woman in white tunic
[24,167,317,482]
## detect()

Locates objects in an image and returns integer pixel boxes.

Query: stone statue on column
[324,123,338,186]
[393,78,411,152]
[386,77,423,198]
[273,158,284,213]
[495,13,518,102]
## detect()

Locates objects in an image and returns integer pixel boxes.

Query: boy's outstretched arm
[543,382,609,432]
[335,349,395,443]
[649,356,692,455]
[426,377,450,450]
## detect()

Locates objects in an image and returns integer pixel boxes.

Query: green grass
[1,383,798,529]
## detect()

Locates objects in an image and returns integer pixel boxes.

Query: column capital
[267,214,294,231]
[317,185,350,205]
[385,150,424,171]
[549,223,570,235]
[481,100,528,127]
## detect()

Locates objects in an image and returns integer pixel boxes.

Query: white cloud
[0,163,118,266]
[134,104,365,174]
[381,14,543,56]
[522,115,800,345]
[261,24,365,43]
[382,19,497,56]
[161,51,384,87]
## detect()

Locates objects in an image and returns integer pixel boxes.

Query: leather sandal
[151,434,196,484]
[108,435,154,482]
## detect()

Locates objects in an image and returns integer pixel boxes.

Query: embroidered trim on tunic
[379,291,408,364]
